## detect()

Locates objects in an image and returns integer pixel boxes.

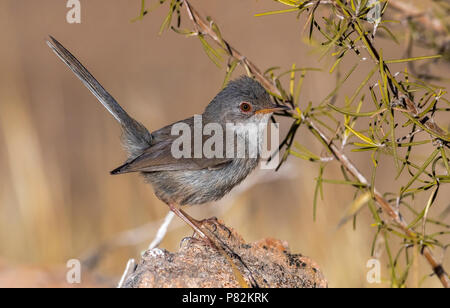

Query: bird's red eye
[239,102,252,113]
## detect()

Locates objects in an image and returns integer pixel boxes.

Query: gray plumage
[47,36,286,206]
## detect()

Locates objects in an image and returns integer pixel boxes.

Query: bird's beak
[255,104,291,114]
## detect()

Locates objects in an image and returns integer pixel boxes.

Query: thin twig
[148,211,175,250]
[117,258,136,288]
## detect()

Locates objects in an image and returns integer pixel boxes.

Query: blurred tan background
[0,0,448,287]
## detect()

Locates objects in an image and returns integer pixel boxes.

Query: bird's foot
[181,235,215,248]
[197,217,233,239]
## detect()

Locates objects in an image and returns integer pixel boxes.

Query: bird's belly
[142,158,258,205]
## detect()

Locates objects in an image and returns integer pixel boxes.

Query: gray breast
[142,158,259,205]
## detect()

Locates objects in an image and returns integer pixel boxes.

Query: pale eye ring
[239,102,252,113]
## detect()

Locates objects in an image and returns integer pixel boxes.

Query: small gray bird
[47,36,288,240]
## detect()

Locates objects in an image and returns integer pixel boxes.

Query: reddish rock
[123,219,327,288]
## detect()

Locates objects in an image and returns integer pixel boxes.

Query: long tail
[46,36,152,157]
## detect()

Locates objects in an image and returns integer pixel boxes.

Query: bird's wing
[111,117,233,174]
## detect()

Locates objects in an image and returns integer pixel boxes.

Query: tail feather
[47,36,152,157]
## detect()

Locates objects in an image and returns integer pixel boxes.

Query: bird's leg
[168,204,251,287]
[167,203,214,246]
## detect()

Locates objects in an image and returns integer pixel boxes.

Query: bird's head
[204,76,289,125]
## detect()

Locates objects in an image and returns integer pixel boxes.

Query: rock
[122,219,327,288]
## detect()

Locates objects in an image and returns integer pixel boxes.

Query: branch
[183,1,276,94]
[181,0,449,288]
